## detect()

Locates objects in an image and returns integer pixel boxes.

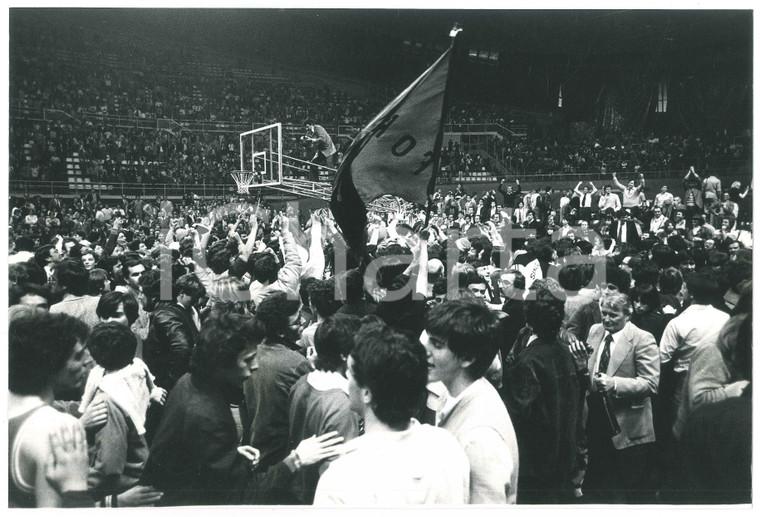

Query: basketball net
[230,170,257,194]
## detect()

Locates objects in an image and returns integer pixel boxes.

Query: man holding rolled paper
[571,292,660,504]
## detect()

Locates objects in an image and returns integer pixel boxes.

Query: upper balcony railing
[10,106,529,138]
[10,164,751,200]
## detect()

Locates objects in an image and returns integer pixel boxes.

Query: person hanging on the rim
[301,119,337,182]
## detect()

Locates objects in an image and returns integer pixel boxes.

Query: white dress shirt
[594,325,627,376]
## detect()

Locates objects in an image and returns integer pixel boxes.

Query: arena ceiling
[11,8,752,58]
[293,9,752,56]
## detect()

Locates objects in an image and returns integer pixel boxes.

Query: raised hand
[45,422,89,494]
[79,399,108,431]
[293,431,345,466]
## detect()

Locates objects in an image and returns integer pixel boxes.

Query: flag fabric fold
[330,47,453,259]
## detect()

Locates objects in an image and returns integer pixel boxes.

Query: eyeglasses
[601,283,619,291]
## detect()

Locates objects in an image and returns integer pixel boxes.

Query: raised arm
[301,214,325,280]
[276,216,304,291]
[239,213,260,263]
[611,172,626,191]
[498,179,507,196]
[685,165,700,181]
[414,232,429,299]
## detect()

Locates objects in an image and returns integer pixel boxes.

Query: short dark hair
[34,244,55,267]
[686,271,720,304]
[9,312,89,395]
[525,298,565,341]
[723,259,752,290]
[299,276,320,308]
[464,271,487,288]
[350,322,427,430]
[658,267,683,296]
[88,268,110,296]
[425,299,500,380]
[10,262,47,286]
[554,237,579,258]
[9,283,52,307]
[309,278,342,318]
[207,239,238,275]
[87,322,137,371]
[139,268,165,302]
[123,257,145,274]
[190,312,261,379]
[503,269,526,290]
[98,256,121,275]
[605,263,631,295]
[55,258,89,296]
[97,291,139,325]
[631,259,660,287]
[651,244,679,269]
[176,273,206,301]
[15,236,35,252]
[558,264,588,292]
[254,291,301,341]
[575,239,594,255]
[630,284,661,312]
[249,252,279,284]
[314,314,361,372]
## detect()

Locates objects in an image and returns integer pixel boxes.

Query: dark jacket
[142,374,250,505]
[500,298,526,360]
[143,373,300,506]
[631,310,673,345]
[503,337,579,489]
[143,302,198,391]
[676,393,751,504]
[498,181,522,208]
[245,342,312,469]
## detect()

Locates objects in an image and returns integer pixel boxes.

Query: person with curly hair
[244,291,312,471]
[503,297,579,503]
[142,312,341,506]
[9,311,94,507]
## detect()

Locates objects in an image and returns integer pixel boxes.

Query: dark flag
[330,44,455,261]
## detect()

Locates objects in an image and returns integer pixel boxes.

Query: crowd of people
[7,16,753,509]
[500,131,750,176]
[11,38,751,189]
[8,160,752,506]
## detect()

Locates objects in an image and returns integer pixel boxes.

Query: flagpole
[424,23,462,226]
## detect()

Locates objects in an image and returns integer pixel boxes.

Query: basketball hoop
[230,170,257,194]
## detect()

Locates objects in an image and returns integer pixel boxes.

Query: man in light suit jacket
[571,292,659,503]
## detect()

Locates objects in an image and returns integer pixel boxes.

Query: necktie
[582,194,587,207]
[598,334,613,375]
